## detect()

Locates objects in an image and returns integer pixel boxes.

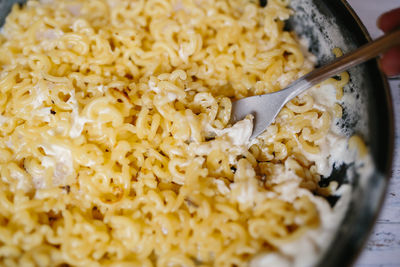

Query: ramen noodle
[0,0,360,266]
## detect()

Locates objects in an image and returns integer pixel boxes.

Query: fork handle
[285,27,400,100]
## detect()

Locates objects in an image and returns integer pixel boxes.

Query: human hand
[377,7,400,76]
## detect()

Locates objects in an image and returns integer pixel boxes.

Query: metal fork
[231,28,400,139]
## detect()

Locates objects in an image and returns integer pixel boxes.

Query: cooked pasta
[0,0,354,266]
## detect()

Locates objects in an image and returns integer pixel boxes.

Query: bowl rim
[316,1,395,266]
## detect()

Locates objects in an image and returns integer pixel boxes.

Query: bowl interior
[288,1,393,266]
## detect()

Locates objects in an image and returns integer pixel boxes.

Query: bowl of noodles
[0,0,393,266]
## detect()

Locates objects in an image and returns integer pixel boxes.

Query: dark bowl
[0,0,393,266]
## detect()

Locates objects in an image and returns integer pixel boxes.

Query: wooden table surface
[346,1,400,266]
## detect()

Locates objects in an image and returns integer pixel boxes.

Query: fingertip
[377,7,400,32]
[377,13,384,31]
[381,46,400,76]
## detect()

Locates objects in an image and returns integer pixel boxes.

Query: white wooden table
[346,1,400,266]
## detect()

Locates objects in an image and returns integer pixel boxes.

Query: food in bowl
[0,0,369,266]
